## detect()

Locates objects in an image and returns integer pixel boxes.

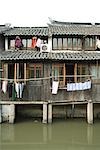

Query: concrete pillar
[48,103,52,123]
[42,102,48,123]
[87,100,93,124]
[2,105,9,122]
[5,37,8,50]
[0,105,2,123]
[9,104,15,124]
[48,36,52,51]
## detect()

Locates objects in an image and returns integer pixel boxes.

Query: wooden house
[1,20,100,123]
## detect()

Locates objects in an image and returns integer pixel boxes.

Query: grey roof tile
[1,50,100,61]
[4,27,49,36]
[0,25,11,34]
[49,24,100,35]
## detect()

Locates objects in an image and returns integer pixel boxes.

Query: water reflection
[1,119,100,150]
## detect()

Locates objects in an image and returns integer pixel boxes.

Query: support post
[87,100,93,124]
[5,37,8,50]
[9,104,15,124]
[48,103,52,123]
[0,105,2,123]
[42,102,48,124]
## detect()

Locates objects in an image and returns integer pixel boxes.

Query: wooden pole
[14,63,17,83]
[24,63,26,84]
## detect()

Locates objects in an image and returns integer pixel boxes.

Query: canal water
[1,118,100,150]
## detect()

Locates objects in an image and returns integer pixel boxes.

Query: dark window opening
[8,64,14,79]
[66,64,74,84]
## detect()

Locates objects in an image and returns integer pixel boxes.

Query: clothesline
[0,75,93,82]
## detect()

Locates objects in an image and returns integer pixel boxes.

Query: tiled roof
[4,24,100,36]
[0,25,11,34]
[4,27,49,36]
[0,50,100,61]
[49,24,100,35]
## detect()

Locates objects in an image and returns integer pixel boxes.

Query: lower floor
[1,60,99,102]
[0,100,100,124]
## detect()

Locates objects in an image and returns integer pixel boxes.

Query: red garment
[31,37,37,48]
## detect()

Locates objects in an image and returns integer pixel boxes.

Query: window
[52,37,82,50]
[52,63,91,87]
[27,39,32,49]
[78,38,82,49]
[63,38,67,49]
[52,64,65,87]
[67,38,72,48]
[22,39,27,48]
[29,64,43,78]
[77,64,90,82]
[85,37,95,49]
[58,38,62,49]
[73,38,77,48]
[10,40,15,49]
[53,38,58,49]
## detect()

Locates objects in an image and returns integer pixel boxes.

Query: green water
[1,119,100,150]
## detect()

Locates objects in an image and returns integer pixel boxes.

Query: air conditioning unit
[40,44,50,52]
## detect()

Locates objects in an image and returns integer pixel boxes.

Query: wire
[0,75,94,82]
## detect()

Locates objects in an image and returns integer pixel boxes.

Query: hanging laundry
[36,37,42,50]
[72,83,76,91]
[86,81,91,89]
[15,82,20,98]
[75,83,79,91]
[67,83,73,91]
[12,83,16,100]
[96,39,100,49]
[31,37,37,48]
[8,82,13,98]
[15,36,23,49]
[67,80,92,91]
[78,82,83,90]
[2,81,8,93]
[19,82,24,98]
[15,82,24,98]
[52,81,59,94]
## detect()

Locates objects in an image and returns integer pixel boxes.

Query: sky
[0,0,100,27]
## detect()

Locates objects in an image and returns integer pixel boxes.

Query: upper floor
[1,21,100,52]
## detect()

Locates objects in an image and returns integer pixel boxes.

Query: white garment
[67,83,70,91]
[15,82,24,98]
[52,81,59,94]
[67,83,73,91]
[72,83,76,91]
[15,82,20,98]
[86,81,91,89]
[78,82,83,90]
[19,83,24,98]
[36,38,41,48]
[2,81,8,93]
[75,83,79,90]
[96,39,100,49]
[82,82,87,90]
